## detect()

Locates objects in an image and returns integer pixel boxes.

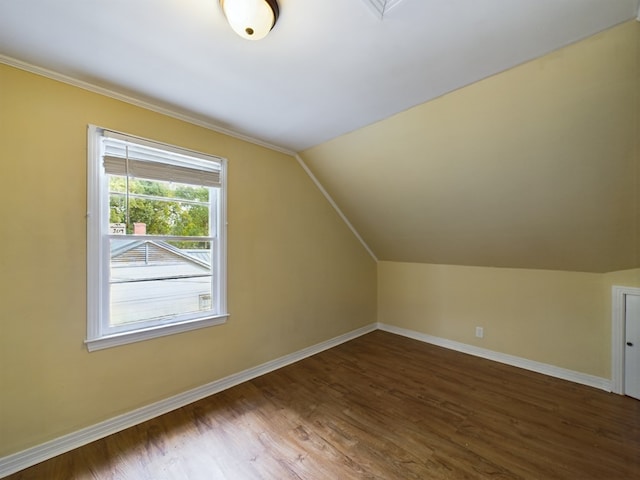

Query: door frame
[612,285,640,394]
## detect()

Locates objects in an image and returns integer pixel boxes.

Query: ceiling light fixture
[220,0,279,41]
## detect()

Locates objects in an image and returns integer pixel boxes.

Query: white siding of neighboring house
[110,241,212,326]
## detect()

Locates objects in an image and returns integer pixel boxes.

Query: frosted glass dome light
[220,0,279,41]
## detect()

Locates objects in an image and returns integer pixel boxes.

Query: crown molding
[0,54,296,156]
[295,154,378,262]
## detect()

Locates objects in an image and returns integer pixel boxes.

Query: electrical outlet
[475,326,484,338]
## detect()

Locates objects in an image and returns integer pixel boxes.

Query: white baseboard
[1,322,612,478]
[0,323,377,479]
[377,323,611,392]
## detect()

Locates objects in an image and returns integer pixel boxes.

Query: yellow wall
[0,64,377,456]
[378,262,640,379]
[604,268,640,288]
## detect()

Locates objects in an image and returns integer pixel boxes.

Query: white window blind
[102,131,222,187]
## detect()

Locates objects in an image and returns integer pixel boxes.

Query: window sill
[85,314,229,352]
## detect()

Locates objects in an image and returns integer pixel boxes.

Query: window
[86,126,227,351]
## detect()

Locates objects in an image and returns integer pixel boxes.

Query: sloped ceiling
[302,21,640,273]
[1,1,639,272]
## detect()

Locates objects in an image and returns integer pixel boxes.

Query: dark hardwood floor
[6,331,640,479]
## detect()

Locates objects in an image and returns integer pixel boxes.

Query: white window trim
[86,125,228,352]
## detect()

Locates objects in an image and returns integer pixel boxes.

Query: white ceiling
[1,0,638,152]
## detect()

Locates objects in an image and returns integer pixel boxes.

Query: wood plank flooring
[6,331,640,479]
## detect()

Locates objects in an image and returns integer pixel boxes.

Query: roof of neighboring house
[110,239,210,269]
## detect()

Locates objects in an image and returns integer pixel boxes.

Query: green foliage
[109,176,210,243]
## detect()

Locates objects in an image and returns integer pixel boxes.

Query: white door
[625,294,640,400]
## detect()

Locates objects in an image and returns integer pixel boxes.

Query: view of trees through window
[109,175,210,248]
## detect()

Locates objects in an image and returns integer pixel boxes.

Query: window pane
[108,176,210,236]
[110,239,214,326]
